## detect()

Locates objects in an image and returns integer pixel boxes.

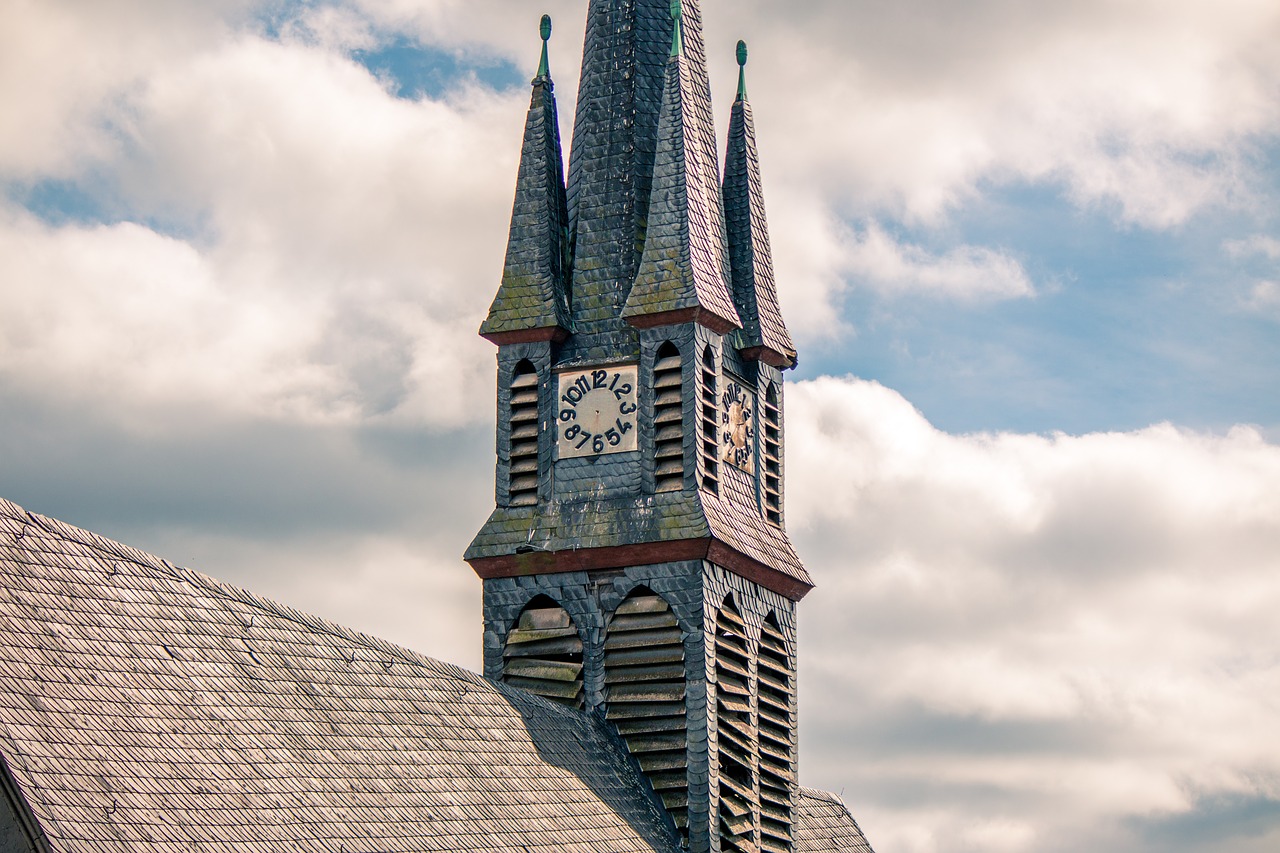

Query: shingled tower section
[723,42,797,370]
[468,7,810,852]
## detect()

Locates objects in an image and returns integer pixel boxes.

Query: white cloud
[788,376,1280,852]
[707,0,1280,228]
[1225,235,1280,260]
[0,27,527,428]
[843,222,1034,300]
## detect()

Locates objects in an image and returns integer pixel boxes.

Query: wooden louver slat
[605,589,689,841]
[700,347,719,494]
[715,597,756,852]
[763,383,782,525]
[653,344,684,493]
[508,364,540,506]
[757,614,794,852]
[502,598,583,709]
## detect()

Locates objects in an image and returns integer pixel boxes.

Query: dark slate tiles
[0,497,677,853]
[622,50,738,331]
[795,788,877,852]
[564,0,671,342]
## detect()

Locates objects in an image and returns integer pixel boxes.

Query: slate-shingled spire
[723,41,797,368]
[479,15,571,345]
[621,0,741,333]
[563,0,671,342]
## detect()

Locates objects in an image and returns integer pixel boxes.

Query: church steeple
[622,0,741,334]
[723,42,796,369]
[468,8,809,853]
[479,15,571,345]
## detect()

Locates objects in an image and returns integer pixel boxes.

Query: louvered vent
[757,614,795,852]
[605,589,689,841]
[715,598,756,852]
[502,596,583,708]
[762,383,781,525]
[700,347,719,493]
[508,363,540,506]
[653,343,684,492]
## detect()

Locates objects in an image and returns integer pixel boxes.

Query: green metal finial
[736,39,748,101]
[536,14,552,80]
[670,0,683,58]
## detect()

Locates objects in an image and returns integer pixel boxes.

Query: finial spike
[736,40,748,101]
[536,14,552,81]
[670,0,683,58]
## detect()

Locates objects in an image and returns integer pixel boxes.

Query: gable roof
[0,495,870,852]
[0,497,676,853]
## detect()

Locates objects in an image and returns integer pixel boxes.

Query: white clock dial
[556,365,640,459]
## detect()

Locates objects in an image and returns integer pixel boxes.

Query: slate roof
[622,4,741,333]
[723,69,796,369]
[796,788,876,853]
[480,45,571,343]
[0,497,676,853]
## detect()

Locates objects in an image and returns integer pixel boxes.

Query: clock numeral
[609,373,620,392]
[563,424,581,441]
[576,431,594,450]
[612,382,633,401]
[619,401,638,416]
[592,434,606,453]
[593,369,608,389]
[616,418,634,435]
[605,427,621,447]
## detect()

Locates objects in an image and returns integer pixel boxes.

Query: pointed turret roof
[621,0,741,333]
[479,16,571,345]
[563,0,671,342]
[723,42,796,368]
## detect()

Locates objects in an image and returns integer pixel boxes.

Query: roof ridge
[3,496,521,699]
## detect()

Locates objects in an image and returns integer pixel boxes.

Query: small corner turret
[467,6,811,852]
[478,15,571,346]
[724,41,797,370]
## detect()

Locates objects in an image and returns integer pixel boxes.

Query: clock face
[556,365,639,459]
[720,380,755,471]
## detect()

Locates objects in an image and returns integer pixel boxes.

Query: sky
[1,0,1279,851]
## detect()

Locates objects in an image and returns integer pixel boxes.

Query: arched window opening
[700,346,720,494]
[757,613,795,852]
[762,383,782,525]
[653,343,685,492]
[508,361,540,506]
[501,595,583,708]
[605,588,689,840]
[715,596,756,851]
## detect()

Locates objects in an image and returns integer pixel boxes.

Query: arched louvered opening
[762,383,782,525]
[653,343,685,492]
[715,596,756,851]
[502,595,583,708]
[757,614,795,853]
[605,588,689,840]
[700,346,719,493]
[508,361,540,506]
